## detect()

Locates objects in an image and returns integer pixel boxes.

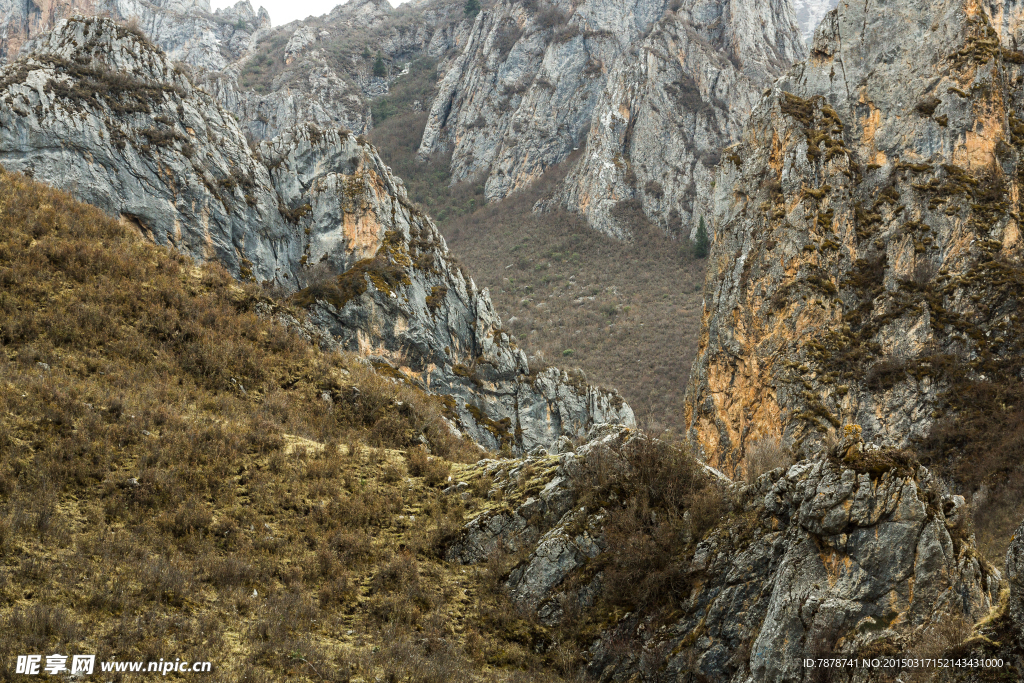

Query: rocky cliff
[0,0,271,68]
[551,0,805,238]
[445,426,998,682]
[419,0,807,238]
[0,16,633,452]
[0,0,812,240]
[685,0,1024,475]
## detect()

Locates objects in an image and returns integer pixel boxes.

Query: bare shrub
[744,437,792,484]
[581,436,730,613]
[406,446,451,486]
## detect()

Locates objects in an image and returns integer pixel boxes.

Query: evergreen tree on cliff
[464,0,480,17]
[694,216,710,259]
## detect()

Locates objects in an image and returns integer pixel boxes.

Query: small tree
[693,216,710,259]
[372,53,387,78]
[464,0,480,17]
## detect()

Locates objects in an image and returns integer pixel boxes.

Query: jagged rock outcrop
[418,0,673,197]
[204,0,460,141]
[589,458,997,683]
[0,0,270,69]
[419,0,806,238]
[0,16,633,452]
[552,0,805,238]
[449,427,998,682]
[0,0,811,240]
[685,0,1024,474]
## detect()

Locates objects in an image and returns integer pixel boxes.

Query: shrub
[693,216,710,258]
[373,52,387,78]
[575,436,729,613]
[744,437,792,484]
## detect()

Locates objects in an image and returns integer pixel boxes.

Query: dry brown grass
[0,167,571,682]
[743,438,793,484]
[442,190,706,438]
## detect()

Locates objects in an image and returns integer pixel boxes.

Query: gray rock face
[420,0,806,238]
[552,0,804,238]
[446,424,629,621]
[593,459,997,683]
[0,0,270,69]
[0,0,810,241]
[450,427,997,681]
[418,0,673,196]
[204,0,456,141]
[0,16,633,453]
[684,0,1024,473]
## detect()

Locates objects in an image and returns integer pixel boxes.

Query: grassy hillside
[0,168,582,682]
[369,64,707,438]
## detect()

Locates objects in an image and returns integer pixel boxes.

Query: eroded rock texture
[0,0,270,68]
[420,0,806,238]
[0,16,633,452]
[685,0,1024,474]
[448,427,998,682]
[553,0,805,238]
[0,0,812,240]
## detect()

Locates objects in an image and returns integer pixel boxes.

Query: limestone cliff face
[0,0,270,69]
[685,0,1024,474]
[552,0,805,238]
[0,16,633,452]
[204,0,462,142]
[418,0,806,239]
[0,0,810,240]
[448,428,997,682]
[417,0,673,199]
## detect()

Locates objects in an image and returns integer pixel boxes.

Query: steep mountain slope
[0,0,270,68]
[551,0,801,238]
[0,0,809,240]
[684,0,1024,553]
[419,0,807,238]
[205,0,453,140]
[2,160,1004,683]
[442,425,1001,683]
[0,167,585,683]
[0,16,632,452]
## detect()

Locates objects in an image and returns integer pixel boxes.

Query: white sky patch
[211,0,412,27]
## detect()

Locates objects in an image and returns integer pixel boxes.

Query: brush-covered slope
[685,0,1024,501]
[0,148,1007,683]
[0,16,633,453]
[0,166,572,683]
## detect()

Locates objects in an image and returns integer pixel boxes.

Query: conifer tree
[694,216,710,259]
[464,0,480,16]
[373,53,387,78]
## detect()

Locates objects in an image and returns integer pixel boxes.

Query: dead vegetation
[0,167,571,682]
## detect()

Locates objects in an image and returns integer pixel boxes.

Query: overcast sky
[211,0,411,26]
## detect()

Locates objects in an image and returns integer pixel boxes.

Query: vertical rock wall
[685,0,1024,474]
